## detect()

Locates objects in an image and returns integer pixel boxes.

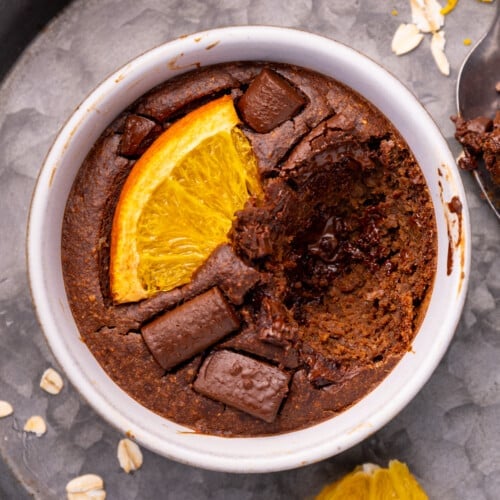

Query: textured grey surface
[0,1,499,498]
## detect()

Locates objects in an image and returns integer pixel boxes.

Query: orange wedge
[110,95,261,303]
[315,461,429,500]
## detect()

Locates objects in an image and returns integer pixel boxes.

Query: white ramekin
[27,26,470,473]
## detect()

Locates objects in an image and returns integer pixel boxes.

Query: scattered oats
[391,8,399,16]
[431,30,450,75]
[0,401,13,418]
[117,438,143,473]
[40,367,64,395]
[463,38,472,46]
[24,415,47,436]
[410,0,444,33]
[66,474,106,500]
[391,23,425,55]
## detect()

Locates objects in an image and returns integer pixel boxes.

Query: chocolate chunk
[142,287,240,370]
[135,66,239,122]
[237,68,306,133]
[190,244,261,305]
[119,115,161,157]
[221,324,299,369]
[193,350,290,423]
[242,66,337,175]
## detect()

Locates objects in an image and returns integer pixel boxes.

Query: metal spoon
[456,3,500,218]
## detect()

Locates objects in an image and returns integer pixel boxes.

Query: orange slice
[110,95,261,303]
[315,461,428,500]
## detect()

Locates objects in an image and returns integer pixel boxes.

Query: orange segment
[110,95,261,303]
[315,461,428,500]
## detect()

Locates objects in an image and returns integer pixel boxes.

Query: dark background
[0,0,72,82]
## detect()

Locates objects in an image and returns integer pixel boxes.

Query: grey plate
[0,1,499,499]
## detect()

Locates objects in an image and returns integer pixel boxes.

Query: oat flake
[24,415,47,436]
[410,0,444,33]
[391,23,425,55]
[40,367,64,395]
[0,400,13,418]
[66,473,106,500]
[117,438,143,473]
[431,30,450,75]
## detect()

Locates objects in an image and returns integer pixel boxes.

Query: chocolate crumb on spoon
[455,3,500,218]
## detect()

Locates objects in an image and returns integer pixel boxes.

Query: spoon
[456,3,500,218]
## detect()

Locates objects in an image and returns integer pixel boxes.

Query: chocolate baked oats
[61,62,437,436]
